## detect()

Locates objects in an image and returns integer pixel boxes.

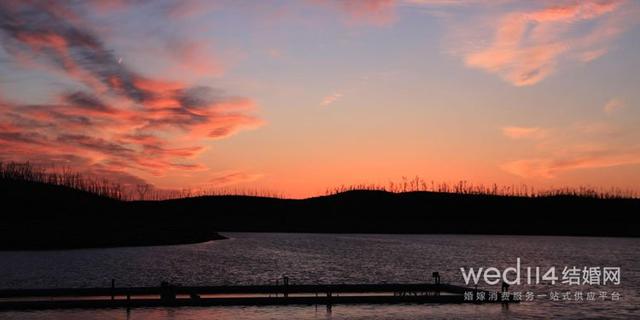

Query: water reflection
[0,233,638,319]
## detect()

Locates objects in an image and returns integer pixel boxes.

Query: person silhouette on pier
[501,281,510,302]
[432,272,441,296]
[282,275,290,298]
[160,281,176,304]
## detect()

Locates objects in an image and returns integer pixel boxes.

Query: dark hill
[143,190,640,236]
[0,179,225,250]
[2,179,640,250]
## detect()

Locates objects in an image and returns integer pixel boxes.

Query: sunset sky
[1,0,639,198]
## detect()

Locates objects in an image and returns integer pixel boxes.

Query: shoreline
[0,232,227,252]
[3,180,639,250]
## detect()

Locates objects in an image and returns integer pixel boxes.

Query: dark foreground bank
[1,178,639,249]
[0,179,226,250]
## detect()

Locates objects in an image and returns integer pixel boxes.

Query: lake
[0,233,638,319]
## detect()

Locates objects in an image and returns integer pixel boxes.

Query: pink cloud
[456,0,634,86]
[164,39,223,77]
[579,48,608,62]
[320,93,343,106]
[87,0,219,19]
[313,0,396,26]
[208,171,264,187]
[502,126,548,140]
[502,148,640,179]
[163,1,220,19]
[501,119,638,178]
[604,98,625,114]
[404,0,500,4]
[0,1,262,184]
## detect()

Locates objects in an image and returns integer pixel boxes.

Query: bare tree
[136,183,151,200]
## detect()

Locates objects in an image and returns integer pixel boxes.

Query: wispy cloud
[308,0,635,88]
[604,98,625,114]
[501,120,637,178]
[87,0,219,19]
[315,0,396,26]
[502,126,548,140]
[501,148,640,179]
[0,1,262,184]
[320,92,343,106]
[445,0,637,86]
[208,171,263,187]
[580,48,608,62]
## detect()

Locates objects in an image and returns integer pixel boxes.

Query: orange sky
[0,0,639,198]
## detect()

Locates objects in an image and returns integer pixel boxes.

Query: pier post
[160,281,176,305]
[501,281,510,302]
[432,272,441,296]
[0,281,523,309]
[126,292,130,311]
[282,276,289,298]
[111,279,115,300]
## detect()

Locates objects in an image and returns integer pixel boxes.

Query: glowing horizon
[1,0,639,198]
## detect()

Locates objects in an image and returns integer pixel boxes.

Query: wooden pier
[0,281,518,310]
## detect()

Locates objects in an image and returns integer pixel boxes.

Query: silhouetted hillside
[0,178,224,250]
[142,189,640,236]
[2,177,639,250]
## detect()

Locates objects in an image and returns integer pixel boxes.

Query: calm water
[0,233,638,319]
